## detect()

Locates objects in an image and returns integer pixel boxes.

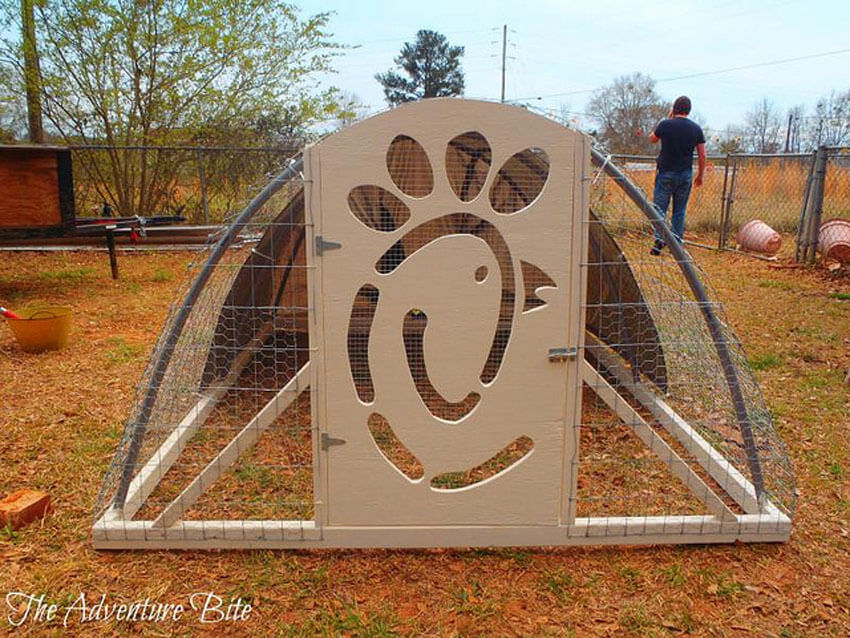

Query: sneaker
[650,240,664,256]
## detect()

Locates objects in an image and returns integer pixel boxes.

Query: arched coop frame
[93,100,795,550]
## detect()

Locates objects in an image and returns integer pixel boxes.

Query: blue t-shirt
[654,117,705,172]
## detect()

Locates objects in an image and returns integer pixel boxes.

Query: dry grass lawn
[1,247,848,637]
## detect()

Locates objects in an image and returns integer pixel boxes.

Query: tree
[334,91,370,129]
[0,0,342,214]
[712,125,744,154]
[810,89,850,148]
[375,30,464,106]
[585,73,668,154]
[20,0,42,142]
[743,98,782,153]
[0,64,21,141]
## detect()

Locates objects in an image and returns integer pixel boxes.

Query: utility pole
[500,24,507,103]
[21,0,44,143]
[783,112,793,153]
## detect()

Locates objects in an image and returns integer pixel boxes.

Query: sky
[299,0,850,138]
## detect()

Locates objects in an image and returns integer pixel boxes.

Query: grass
[105,336,144,362]
[749,352,782,370]
[37,266,95,283]
[830,291,850,300]
[758,278,794,291]
[152,267,174,283]
[661,563,685,587]
[542,567,574,600]
[0,250,848,636]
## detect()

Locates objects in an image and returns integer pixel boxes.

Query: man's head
[672,96,692,116]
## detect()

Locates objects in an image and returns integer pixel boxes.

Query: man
[648,95,706,255]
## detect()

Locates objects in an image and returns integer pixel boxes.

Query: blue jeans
[652,169,692,244]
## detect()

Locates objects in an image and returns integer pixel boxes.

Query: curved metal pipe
[112,158,304,509]
[590,148,765,502]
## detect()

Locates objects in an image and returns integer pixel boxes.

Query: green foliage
[375,30,464,106]
[37,266,95,282]
[152,268,174,283]
[661,563,686,587]
[0,523,20,542]
[0,0,344,213]
[542,567,574,600]
[105,336,143,363]
[618,604,650,632]
[749,353,781,370]
[758,279,793,291]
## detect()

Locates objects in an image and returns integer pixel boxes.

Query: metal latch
[548,346,578,362]
[321,433,347,450]
[315,235,342,256]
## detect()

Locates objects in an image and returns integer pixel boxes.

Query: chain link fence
[68,144,850,261]
[595,149,850,262]
[70,145,300,224]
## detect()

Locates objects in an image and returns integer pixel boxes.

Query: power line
[508,47,850,103]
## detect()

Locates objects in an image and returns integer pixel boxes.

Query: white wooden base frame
[93,357,790,549]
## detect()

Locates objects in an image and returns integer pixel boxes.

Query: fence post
[718,155,731,249]
[797,147,828,264]
[806,146,828,263]
[196,149,210,225]
[794,151,817,263]
[720,155,738,250]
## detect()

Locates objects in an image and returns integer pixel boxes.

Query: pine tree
[375,30,464,106]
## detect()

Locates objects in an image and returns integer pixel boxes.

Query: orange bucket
[4,306,72,352]
[737,219,782,255]
[818,219,850,264]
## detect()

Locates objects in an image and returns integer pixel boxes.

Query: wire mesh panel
[94,158,318,544]
[93,100,795,550]
[718,154,814,255]
[601,155,725,237]
[578,154,796,539]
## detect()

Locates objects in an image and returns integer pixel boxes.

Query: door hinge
[315,235,342,256]
[548,346,578,362]
[321,433,347,450]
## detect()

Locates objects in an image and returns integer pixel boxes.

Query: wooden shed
[0,145,74,239]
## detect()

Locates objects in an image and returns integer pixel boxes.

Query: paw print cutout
[343,129,558,488]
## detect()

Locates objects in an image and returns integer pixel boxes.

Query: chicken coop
[94,99,795,549]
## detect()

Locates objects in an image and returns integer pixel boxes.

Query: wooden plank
[585,332,764,514]
[120,394,218,519]
[152,363,310,528]
[92,513,791,549]
[581,360,738,522]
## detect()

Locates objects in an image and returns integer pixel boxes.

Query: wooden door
[306,99,588,528]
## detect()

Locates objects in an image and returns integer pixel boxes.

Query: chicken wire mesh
[94,108,795,547]
[94,155,316,536]
[582,153,797,525]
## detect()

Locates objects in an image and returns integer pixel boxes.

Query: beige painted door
[306,99,587,527]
